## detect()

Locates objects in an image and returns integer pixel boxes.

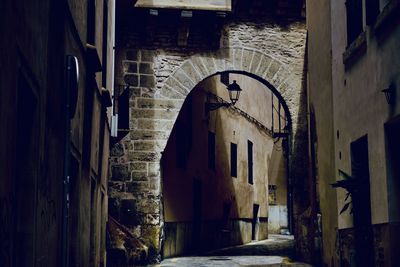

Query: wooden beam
[135,0,232,11]
[177,11,192,47]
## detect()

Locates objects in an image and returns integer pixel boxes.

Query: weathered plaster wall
[110,6,309,263]
[306,0,339,265]
[314,0,400,266]
[0,0,112,266]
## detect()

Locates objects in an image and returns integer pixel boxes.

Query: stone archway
[159,47,301,134]
[109,46,310,264]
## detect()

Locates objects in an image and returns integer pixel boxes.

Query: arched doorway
[161,71,293,257]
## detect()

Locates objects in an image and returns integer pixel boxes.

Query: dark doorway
[68,155,80,267]
[385,120,400,222]
[192,180,202,251]
[252,204,259,241]
[350,136,374,266]
[14,73,39,266]
[90,178,97,266]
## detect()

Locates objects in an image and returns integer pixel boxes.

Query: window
[230,143,237,177]
[248,140,253,184]
[345,0,363,45]
[366,0,380,25]
[208,131,216,170]
[87,0,96,44]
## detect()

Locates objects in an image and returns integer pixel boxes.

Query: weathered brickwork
[110,11,308,263]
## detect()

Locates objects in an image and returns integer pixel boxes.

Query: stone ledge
[343,31,367,70]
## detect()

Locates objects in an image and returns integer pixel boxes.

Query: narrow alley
[154,235,311,267]
[1,0,399,267]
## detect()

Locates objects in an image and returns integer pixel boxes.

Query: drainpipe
[62,55,78,267]
[286,135,293,234]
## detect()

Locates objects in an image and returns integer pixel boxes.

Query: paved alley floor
[205,234,295,257]
[150,235,312,267]
[155,256,311,266]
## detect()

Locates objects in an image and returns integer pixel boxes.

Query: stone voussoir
[199,54,217,77]
[180,60,203,84]
[242,49,254,72]
[173,68,195,89]
[265,59,282,80]
[255,55,272,77]
[164,76,190,96]
[190,56,210,78]
[160,84,186,100]
[233,48,243,70]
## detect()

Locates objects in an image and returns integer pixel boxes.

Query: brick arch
[159,47,300,142]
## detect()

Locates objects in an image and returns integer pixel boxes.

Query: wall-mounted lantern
[227,80,242,105]
[205,80,242,113]
[382,84,396,105]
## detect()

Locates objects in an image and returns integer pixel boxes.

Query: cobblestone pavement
[155,256,312,266]
[148,235,312,267]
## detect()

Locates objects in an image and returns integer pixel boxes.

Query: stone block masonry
[110,10,308,264]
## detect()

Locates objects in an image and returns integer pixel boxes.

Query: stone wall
[109,8,309,264]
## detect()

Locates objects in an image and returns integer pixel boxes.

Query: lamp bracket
[205,102,231,113]
[382,83,396,105]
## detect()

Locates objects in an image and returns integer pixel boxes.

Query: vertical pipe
[271,92,274,134]
[286,136,293,234]
[62,56,73,267]
[278,102,281,133]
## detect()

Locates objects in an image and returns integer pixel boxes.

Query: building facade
[0,0,115,266]
[108,0,315,264]
[307,0,400,266]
